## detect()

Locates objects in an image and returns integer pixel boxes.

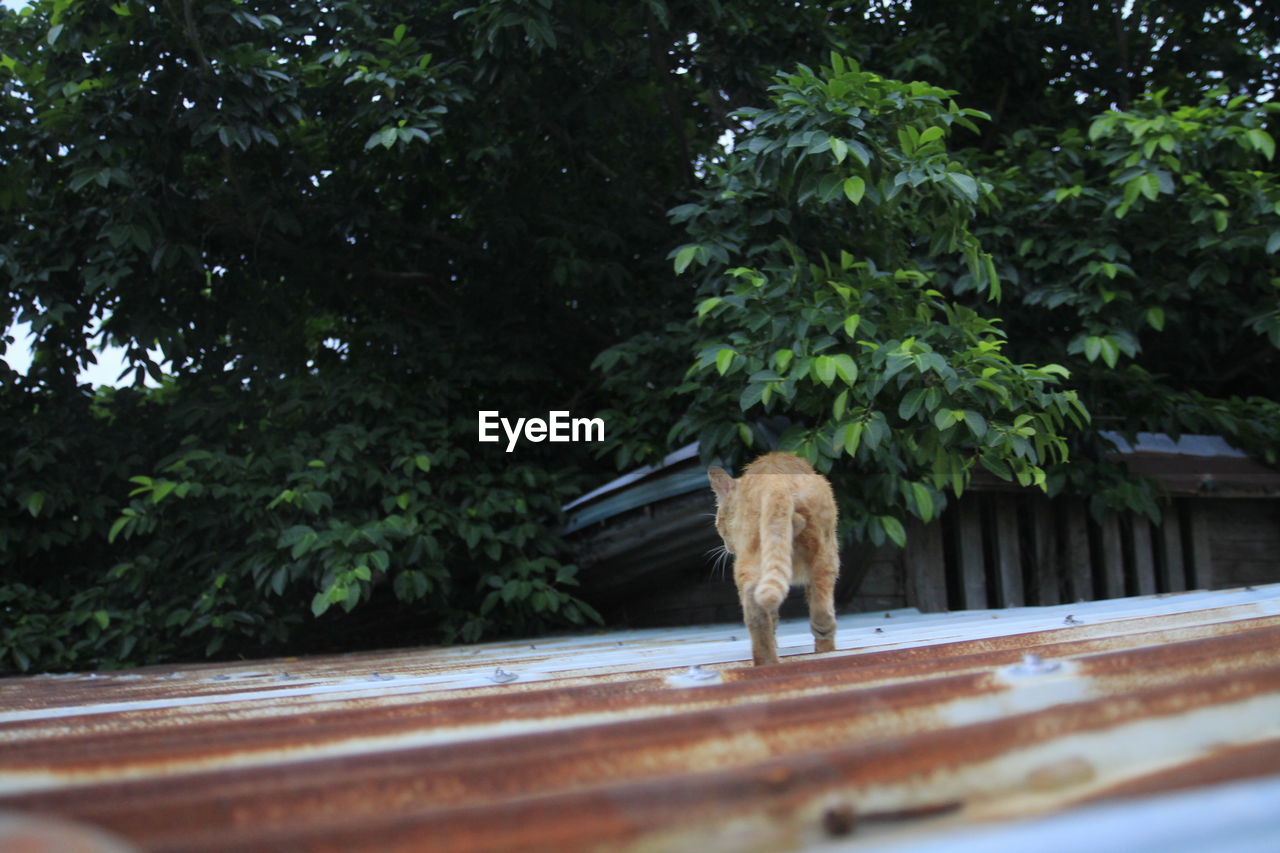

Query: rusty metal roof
[3,584,1280,851]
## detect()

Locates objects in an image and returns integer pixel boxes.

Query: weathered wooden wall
[572,490,1280,626]
[899,494,1280,613]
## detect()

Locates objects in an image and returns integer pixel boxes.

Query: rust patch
[1075,738,1280,804]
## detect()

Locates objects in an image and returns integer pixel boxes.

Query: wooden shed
[563,434,1280,626]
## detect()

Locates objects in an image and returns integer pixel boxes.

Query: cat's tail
[754,492,794,610]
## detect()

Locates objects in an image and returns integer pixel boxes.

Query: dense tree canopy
[2,0,1277,672]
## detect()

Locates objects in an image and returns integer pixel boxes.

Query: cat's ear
[708,466,735,499]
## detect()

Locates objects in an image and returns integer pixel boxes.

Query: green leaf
[812,355,837,386]
[414,454,432,472]
[715,347,736,375]
[1266,232,1280,255]
[880,515,906,548]
[830,137,848,164]
[23,491,45,518]
[1088,114,1118,141]
[980,453,1012,481]
[837,421,863,457]
[1246,128,1276,160]
[695,296,722,319]
[982,253,1000,301]
[1098,336,1119,368]
[962,410,987,438]
[831,353,858,384]
[1145,306,1166,331]
[1083,336,1102,362]
[108,516,130,543]
[290,530,318,559]
[899,388,926,420]
[674,244,698,274]
[833,389,848,420]
[910,483,934,524]
[918,126,944,146]
[93,610,110,630]
[311,591,331,617]
[842,176,866,205]
[843,314,861,337]
[946,172,978,203]
[1118,177,1143,218]
[69,170,102,192]
[1139,173,1160,201]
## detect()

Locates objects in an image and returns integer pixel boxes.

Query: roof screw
[1011,653,1062,677]
[490,667,518,684]
[1064,614,1082,625]
[684,665,716,682]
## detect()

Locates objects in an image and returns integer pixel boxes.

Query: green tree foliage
[973,90,1280,516]
[1,0,851,671]
[2,0,1278,672]
[3,0,717,670]
[660,58,1088,546]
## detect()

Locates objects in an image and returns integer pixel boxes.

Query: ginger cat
[708,452,839,666]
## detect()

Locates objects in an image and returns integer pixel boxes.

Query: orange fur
[708,452,840,666]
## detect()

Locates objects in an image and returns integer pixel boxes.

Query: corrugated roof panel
[2,585,1279,851]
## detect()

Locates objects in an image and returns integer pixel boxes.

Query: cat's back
[741,451,818,478]
[738,452,837,531]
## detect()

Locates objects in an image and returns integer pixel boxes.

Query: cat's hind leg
[740,585,779,666]
[806,535,839,654]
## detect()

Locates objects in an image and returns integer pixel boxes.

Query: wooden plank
[1130,514,1157,595]
[1098,513,1125,599]
[904,517,948,613]
[954,497,988,609]
[1157,503,1187,593]
[1031,496,1061,606]
[993,495,1024,607]
[1188,500,1214,589]
[1062,499,1093,602]
[1202,500,1280,589]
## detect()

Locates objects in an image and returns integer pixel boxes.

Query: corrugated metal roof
[3,584,1280,851]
